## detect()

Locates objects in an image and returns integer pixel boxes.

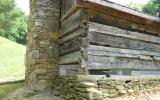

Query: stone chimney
[25,0,60,90]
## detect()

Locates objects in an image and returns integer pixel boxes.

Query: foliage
[0,0,28,45]
[142,0,160,16]
[127,0,160,16]
[127,2,142,11]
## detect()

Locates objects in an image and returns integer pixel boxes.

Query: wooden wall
[59,1,160,76]
[61,0,76,18]
[59,8,89,76]
[87,22,160,71]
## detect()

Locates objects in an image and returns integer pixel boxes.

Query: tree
[142,0,160,16]
[127,2,142,11]
[0,0,28,44]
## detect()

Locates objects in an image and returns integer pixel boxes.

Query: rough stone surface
[25,0,60,90]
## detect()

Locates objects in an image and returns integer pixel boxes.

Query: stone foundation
[6,75,160,100]
[52,76,160,99]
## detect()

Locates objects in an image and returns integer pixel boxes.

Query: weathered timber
[88,45,160,60]
[88,10,160,36]
[88,32,160,52]
[60,9,83,38]
[60,36,82,55]
[61,0,76,18]
[87,55,160,70]
[59,51,81,65]
[89,22,160,44]
[58,0,160,76]
[59,64,80,76]
[77,0,160,35]
[59,29,81,44]
[61,1,78,22]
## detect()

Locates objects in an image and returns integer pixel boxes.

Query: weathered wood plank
[88,45,160,60]
[59,51,81,65]
[87,10,160,35]
[60,9,82,38]
[87,55,160,70]
[89,22,160,44]
[88,32,160,52]
[59,29,81,44]
[60,36,82,55]
[59,64,80,76]
[77,0,160,35]
[61,0,77,18]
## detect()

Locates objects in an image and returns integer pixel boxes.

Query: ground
[0,36,25,82]
[0,82,24,99]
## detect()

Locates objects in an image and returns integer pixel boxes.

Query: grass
[0,36,26,82]
[0,82,24,99]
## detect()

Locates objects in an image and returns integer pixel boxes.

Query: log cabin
[59,0,160,76]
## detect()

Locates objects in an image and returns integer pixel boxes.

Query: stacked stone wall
[52,76,160,99]
[26,0,60,90]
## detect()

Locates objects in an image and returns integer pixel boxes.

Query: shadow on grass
[0,82,24,99]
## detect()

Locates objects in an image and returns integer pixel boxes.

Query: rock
[118,90,127,95]
[81,81,98,88]
[116,85,125,90]
[128,89,134,93]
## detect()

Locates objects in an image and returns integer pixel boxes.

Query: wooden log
[60,36,82,55]
[88,45,160,61]
[59,64,80,76]
[87,55,160,70]
[77,1,160,35]
[61,0,78,21]
[87,9,160,36]
[59,29,81,44]
[88,32,160,52]
[60,9,83,38]
[59,51,81,65]
[89,22,160,44]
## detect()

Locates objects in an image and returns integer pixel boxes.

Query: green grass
[0,36,26,82]
[0,82,24,99]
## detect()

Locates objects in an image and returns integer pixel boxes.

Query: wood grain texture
[88,32,160,52]
[76,0,160,35]
[89,22,160,44]
[60,9,82,38]
[88,45,160,60]
[60,36,82,55]
[87,55,160,70]
[59,51,81,65]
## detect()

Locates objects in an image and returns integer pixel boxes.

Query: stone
[116,85,125,90]
[118,90,127,95]
[81,81,98,88]
[128,89,134,93]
